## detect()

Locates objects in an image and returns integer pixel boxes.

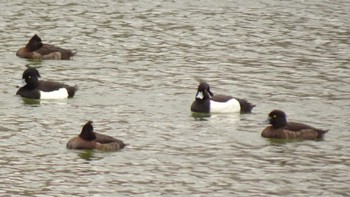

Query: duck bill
[195,91,204,100]
[17,79,26,88]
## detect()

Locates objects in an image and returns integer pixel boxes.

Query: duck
[16,67,77,99]
[261,110,328,140]
[16,34,75,60]
[190,82,255,113]
[66,121,127,151]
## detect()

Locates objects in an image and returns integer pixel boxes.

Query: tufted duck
[16,34,75,60]
[67,121,127,151]
[16,67,77,99]
[191,82,255,113]
[261,110,328,140]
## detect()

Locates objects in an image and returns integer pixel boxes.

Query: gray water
[0,0,350,196]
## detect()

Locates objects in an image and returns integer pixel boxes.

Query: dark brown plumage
[261,110,328,140]
[66,121,127,151]
[16,34,75,60]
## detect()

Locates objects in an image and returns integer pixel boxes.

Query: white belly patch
[40,88,68,99]
[210,99,241,113]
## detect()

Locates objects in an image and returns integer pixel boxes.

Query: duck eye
[28,76,31,79]
[273,115,277,118]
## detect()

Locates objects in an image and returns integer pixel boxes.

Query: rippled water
[0,0,350,196]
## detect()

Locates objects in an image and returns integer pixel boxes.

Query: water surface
[0,0,350,196]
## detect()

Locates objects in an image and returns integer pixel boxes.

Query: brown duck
[17,34,75,60]
[261,110,328,140]
[67,121,127,151]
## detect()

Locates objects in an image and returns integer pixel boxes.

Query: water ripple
[0,0,349,196]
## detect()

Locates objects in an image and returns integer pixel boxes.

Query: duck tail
[317,129,328,139]
[67,85,78,98]
[120,143,129,149]
[235,98,255,113]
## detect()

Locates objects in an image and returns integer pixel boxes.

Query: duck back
[262,126,328,140]
[95,132,127,149]
[37,44,75,60]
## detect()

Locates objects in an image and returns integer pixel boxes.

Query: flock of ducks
[15,34,329,152]
[191,82,328,140]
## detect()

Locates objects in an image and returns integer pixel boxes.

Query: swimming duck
[190,82,255,113]
[261,110,328,140]
[16,67,77,99]
[66,121,127,151]
[16,34,75,60]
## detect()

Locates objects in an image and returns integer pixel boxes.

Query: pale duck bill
[17,79,27,88]
[195,91,204,99]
